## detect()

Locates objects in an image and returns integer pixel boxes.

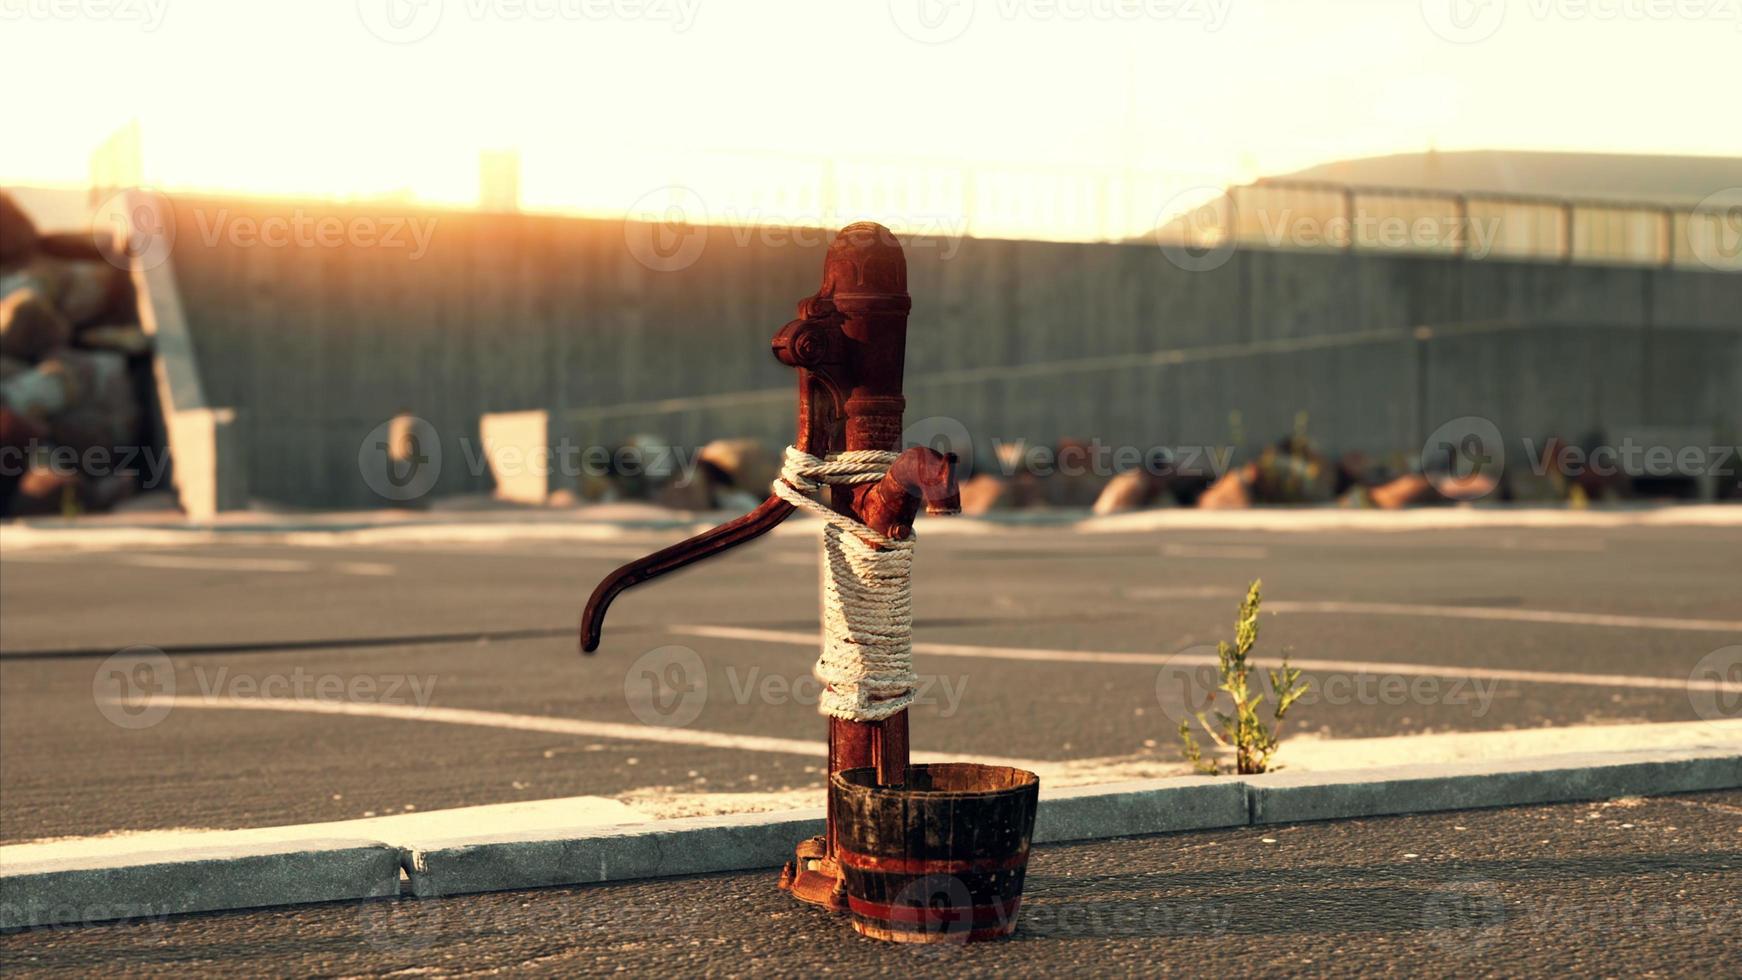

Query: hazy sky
[3,0,1736,235]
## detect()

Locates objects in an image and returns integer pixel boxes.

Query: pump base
[777,836,848,912]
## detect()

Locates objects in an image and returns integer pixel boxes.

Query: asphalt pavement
[2,520,1738,842]
[4,788,1737,976]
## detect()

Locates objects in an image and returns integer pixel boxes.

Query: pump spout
[856,447,960,541]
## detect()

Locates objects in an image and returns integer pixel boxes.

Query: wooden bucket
[830,763,1040,943]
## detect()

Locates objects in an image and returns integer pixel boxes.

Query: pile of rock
[570,435,782,514]
[0,191,154,516]
[563,421,1680,518]
[1195,434,1495,510]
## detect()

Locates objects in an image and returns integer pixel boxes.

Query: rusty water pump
[580,223,1039,941]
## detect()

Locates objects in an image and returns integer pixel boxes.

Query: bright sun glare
[1,0,1737,240]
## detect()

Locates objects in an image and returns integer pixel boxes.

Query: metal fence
[90,120,1741,271]
[543,147,1739,272]
[1162,179,1742,271]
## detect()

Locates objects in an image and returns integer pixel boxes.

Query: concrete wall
[162,197,1742,508]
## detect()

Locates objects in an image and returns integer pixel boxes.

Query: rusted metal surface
[578,496,793,653]
[832,763,1039,943]
[578,222,958,912]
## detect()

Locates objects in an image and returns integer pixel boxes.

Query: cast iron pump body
[579,222,960,909]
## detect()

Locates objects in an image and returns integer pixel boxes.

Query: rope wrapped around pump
[771,446,916,722]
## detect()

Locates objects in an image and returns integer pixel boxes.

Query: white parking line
[358,544,668,562]
[1,553,400,576]
[1161,543,1269,560]
[138,696,1053,769]
[1262,600,1742,634]
[102,696,1742,816]
[1473,536,1609,553]
[671,626,1742,694]
[121,555,316,573]
[334,562,397,576]
[1122,585,1245,600]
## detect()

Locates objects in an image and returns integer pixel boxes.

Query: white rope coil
[772,446,916,722]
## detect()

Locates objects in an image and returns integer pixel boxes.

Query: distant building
[1272,149,1742,209]
[479,149,521,213]
[89,119,144,203]
[1152,150,1742,270]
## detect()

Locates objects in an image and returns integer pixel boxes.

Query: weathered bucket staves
[832,763,1040,943]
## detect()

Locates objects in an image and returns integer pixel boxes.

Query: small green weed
[1178,579,1307,775]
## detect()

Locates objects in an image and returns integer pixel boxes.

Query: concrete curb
[3,746,1737,930]
[1245,746,1742,825]
[0,839,400,932]
[403,809,825,899]
[1035,776,1247,844]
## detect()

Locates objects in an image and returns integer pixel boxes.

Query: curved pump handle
[578,495,795,652]
[578,298,848,653]
[580,221,924,654]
